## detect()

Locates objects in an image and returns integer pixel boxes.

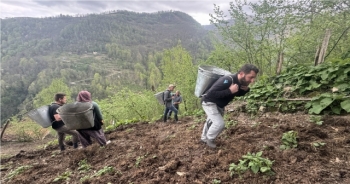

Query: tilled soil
[1,109,350,184]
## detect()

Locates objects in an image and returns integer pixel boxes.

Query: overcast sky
[0,0,235,25]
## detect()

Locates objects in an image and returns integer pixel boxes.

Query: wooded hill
[0,10,214,124]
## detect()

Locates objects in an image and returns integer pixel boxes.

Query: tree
[160,44,198,111]
[209,0,350,75]
[33,78,72,108]
[210,0,300,75]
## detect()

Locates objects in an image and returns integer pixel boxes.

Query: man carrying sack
[200,64,259,148]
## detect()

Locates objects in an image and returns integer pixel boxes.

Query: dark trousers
[163,105,178,122]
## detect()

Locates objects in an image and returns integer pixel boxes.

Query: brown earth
[1,107,350,184]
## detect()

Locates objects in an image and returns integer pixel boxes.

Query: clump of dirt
[1,108,350,184]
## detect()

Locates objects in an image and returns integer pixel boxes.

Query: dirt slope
[1,109,350,184]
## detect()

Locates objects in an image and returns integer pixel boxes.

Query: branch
[271,96,350,101]
[325,26,350,59]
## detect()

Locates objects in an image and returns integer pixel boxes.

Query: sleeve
[48,104,59,122]
[205,76,234,99]
[92,102,103,121]
[163,90,172,102]
[236,88,250,96]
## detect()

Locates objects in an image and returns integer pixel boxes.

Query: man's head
[237,64,259,86]
[54,93,67,105]
[168,84,176,91]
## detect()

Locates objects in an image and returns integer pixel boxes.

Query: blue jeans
[163,105,178,122]
[168,104,179,118]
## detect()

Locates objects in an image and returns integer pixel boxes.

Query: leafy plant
[212,179,221,184]
[78,159,91,173]
[229,151,274,178]
[53,171,72,182]
[45,139,59,149]
[93,166,115,177]
[6,165,32,180]
[309,115,323,125]
[80,175,90,183]
[280,131,298,150]
[313,142,326,147]
[225,120,238,128]
[15,129,33,142]
[243,62,350,115]
[136,155,145,167]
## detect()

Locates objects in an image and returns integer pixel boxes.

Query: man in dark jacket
[200,64,259,148]
[168,90,182,119]
[163,84,179,122]
[49,93,80,151]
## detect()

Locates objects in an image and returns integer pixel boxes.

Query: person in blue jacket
[200,64,259,148]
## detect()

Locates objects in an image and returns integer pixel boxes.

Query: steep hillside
[0,10,214,123]
[1,109,350,183]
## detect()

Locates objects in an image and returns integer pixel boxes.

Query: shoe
[206,139,216,148]
[199,139,207,144]
[73,143,78,149]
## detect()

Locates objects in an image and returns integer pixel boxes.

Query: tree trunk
[314,29,331,66]
[276,52,284,75]
[0,119,10,142]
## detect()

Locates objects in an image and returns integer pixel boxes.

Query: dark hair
[238,64,259,74]
[54,93,66,101]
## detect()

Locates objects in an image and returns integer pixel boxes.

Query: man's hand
[229,84,239,94]
[240,86,249,91]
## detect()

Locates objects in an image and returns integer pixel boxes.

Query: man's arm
[50,105,61,121]
[206,76,238,98]
[163,91,172,102]
[54,114,62,121]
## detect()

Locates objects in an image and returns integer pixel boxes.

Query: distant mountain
[1,10,212,57]
[0,10,215,124]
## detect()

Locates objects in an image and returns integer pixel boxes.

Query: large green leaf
[308,97,334,114]
[305,80,321,90]
[330,105,341,114]
[251,165,259,174]
[340,99,350,113]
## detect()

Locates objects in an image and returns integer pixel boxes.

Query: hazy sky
[0,0,234,25]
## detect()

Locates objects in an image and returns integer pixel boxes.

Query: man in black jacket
[49,93,80,151]
[163,84,179,122]
[200,64,259,148]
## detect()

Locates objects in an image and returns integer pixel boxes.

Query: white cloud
[0,0,232,25]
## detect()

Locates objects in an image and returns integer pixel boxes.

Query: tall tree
[160,44,198,111]
[33,78,72,108]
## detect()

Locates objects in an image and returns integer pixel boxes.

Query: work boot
[175,115,178,122]
[73,143,78,149]
[206,139,216,148]
[199,139,206,144]
[60,146,65,151]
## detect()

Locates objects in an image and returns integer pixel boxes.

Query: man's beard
[239,76,249,86]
